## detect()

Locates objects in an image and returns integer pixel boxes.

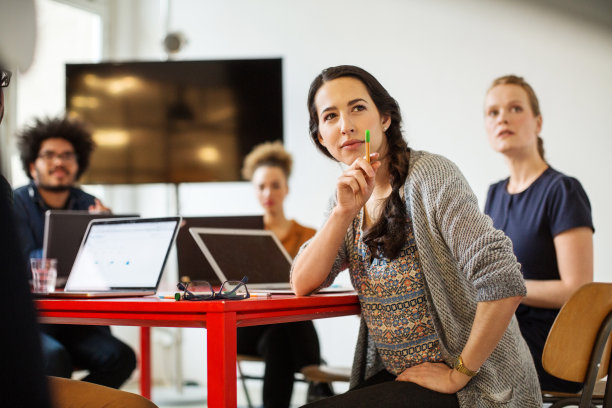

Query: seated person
[13,115,136,388]
[292,65,541,407]
[237,141,333,407]
[483,75,594,392]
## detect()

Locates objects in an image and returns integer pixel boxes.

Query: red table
[35,293,360,407]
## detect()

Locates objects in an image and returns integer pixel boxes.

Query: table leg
[140,326,151,399]
[207,312,237,408]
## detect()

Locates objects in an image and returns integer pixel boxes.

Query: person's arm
[292,155,380,296]
[522,226,593,308]
[397,295,522,393]
[396,155,526,392]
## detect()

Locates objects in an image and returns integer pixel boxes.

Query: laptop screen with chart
[42,217,181,298]
[43,210,139,287]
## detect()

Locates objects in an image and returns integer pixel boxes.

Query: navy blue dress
[485,167,593,392]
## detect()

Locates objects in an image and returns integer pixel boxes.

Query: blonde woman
[484,75,594,392]
[238,141,331,407]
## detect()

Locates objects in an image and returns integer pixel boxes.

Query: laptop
[39,217,181,298]
[189,227,355,294]
[176,215,263,284]
[189,227,294,289]
[43,210,140,287]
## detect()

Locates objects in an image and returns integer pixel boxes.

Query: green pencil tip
[365,129,370,142]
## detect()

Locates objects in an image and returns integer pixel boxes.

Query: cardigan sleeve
[408,153,526,302]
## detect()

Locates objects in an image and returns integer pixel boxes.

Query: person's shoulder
[487,177,508,194]
[71,186,96,200]
[540,167,589,198]
[407,149,464,184]
[291,220,316,236]
[13,183,34,203]
[409,150,459,171]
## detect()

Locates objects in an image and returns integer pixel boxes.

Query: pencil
[365,129,370,163]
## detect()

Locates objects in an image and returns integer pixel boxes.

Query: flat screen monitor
[65,58,283,184]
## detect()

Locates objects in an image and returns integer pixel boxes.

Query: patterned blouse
[350,210,442,375]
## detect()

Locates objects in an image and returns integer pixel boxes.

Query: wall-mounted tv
[66,58,283,184]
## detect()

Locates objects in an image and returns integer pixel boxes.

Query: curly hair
[307,65,410,260]
[17,115,95,180]
[487,74,545,160]
[241,140,293,180]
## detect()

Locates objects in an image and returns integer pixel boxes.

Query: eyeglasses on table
[177,276,249,301]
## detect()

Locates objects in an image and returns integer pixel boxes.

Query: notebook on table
[38,216,181,298]
[176,215,263,284]
[43,210,140,288]
[188,227,354,294]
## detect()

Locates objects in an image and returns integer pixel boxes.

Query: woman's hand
[396,362,470,394]
[335,153,381,216]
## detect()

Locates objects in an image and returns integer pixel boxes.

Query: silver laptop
[40,217,181,298]
[189,227,293,289]
[176,215,264,284]
[43,210,140,288]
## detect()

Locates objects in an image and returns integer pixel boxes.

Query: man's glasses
[177,276,250,301]
[1,70,11,88]
[38,151,77,163]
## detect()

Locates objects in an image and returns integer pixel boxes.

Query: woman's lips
[497,129,514,138]
[341,139,364,150]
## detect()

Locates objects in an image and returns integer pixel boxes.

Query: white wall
[96,0,612,388]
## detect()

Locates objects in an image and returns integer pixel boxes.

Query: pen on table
[158,293,181,301]
[250,291,271,298]
[365,129,370,163]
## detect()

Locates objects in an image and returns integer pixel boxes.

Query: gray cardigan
[294,150,541,407]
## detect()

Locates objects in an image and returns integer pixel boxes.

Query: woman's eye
[323,112,336,121]
[511,106,523,113]
[487,110,498,117]
[352,104,366,112]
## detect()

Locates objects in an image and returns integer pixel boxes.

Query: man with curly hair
[12,115,136,389]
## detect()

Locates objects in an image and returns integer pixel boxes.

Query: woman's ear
[382,115,391,131]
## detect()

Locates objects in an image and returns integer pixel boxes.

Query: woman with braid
[291,65,541,407]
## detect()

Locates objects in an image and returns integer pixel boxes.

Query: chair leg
[236,360,254,408]
[550,397,583,407]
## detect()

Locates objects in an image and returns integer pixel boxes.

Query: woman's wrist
[331,205,358,225]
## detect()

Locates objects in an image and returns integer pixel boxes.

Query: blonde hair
[487,74,545,160]
[241,140,292,180]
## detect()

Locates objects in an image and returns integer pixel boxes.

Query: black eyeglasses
[37,151,77,163]
[1,70,11,88]
[177,276,250,301]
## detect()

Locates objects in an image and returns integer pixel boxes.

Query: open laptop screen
[189,228,292,288]
[43,210,139,287]
[65,218,180,291]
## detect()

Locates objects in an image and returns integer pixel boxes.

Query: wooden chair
[541,282,612,408]
[236,354,350,408]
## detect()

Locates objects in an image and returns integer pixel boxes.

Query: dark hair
[307,65,409,260]
[17,116,95,180]
[487,75,545,160]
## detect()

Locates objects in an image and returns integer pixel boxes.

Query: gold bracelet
[454,355,479,377]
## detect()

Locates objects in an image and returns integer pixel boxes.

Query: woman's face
[252,165,289,214]
[484,84,542,157]
[314,77,390,166]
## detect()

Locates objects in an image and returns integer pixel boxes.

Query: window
[9,0,105,186]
